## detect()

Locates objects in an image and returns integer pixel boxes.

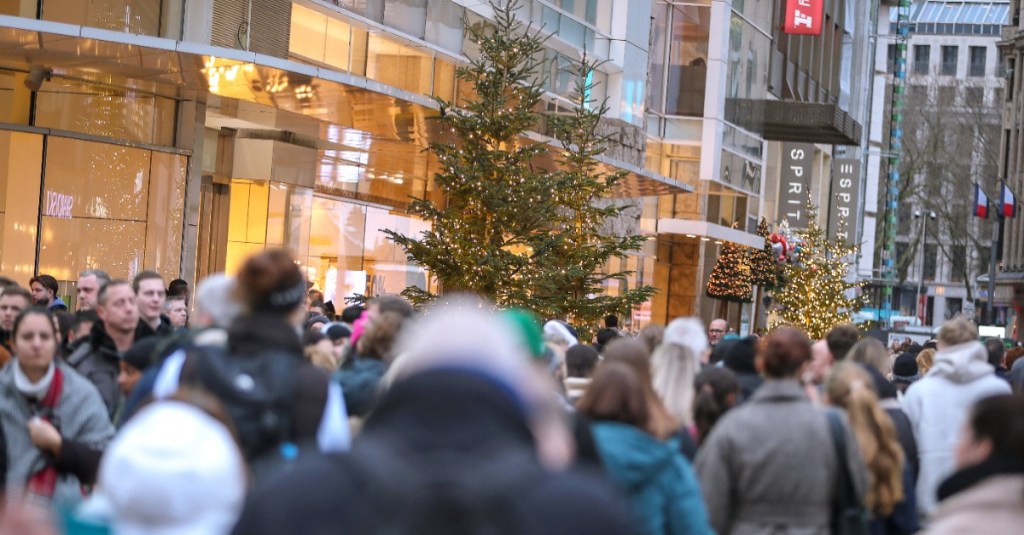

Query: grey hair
[651,341,699,427]
[79,269,111,284]
[195,274,241,329]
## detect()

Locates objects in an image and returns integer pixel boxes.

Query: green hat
[501,309,546,359]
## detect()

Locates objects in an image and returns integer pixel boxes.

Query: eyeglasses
[708,329,725,334]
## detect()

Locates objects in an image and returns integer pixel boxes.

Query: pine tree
[384,0,654,324]
[750,217,777,288]
[706,239,753,303]
[768,203,867,339]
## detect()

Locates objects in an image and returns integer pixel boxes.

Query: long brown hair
[577,362,650,430]
[825,362,904,515]
[602,338,679,439]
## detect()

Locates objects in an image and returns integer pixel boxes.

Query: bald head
[708,319,727,346]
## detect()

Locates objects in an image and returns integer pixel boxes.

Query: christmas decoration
[706,238,754,303]
[768,201,867,339]
[750,217,778,288]
[384,0,654,325]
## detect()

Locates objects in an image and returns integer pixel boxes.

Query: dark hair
[308,300,326,311]
[760,327,812,379]
[53,310,75,340]
[984,338,1006,368]
[596,328,620,349]
[29,274,59,295]
[132,270,164,293]
[73,309,99,332]
[566,344,599,378]
[12,307,57,338]
[0,276,17,290]
[968,394,1024,464]
[577,362,650,430]
[303,329,327,347]
[167,278,189,297]
[693,367,740,444]
[236,248,307,314]
[0,285,32,303]
[373,295,414,318]
[341,305,365,324]
[604,315,619,329]
[98,280,133,306]
[923,340,938,350]
[826,324,860,361]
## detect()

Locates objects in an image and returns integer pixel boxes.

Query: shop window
[664,5,710,117]
[37,137,185,286]
[366,35,434,96]
[0,131,43,285]
[40,0,182,39]
[225,180,270,275]
[290,4,354,72]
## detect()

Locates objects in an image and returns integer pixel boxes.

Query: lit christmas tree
[768,202,866,339]
[750,217,777,288]
[384,0,653,324]
[706,239,753,303]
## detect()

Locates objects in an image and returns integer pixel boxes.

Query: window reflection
[34,79,176,146]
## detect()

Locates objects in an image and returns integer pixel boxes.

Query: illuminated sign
[43,191,74,220]
[784,0,824,35]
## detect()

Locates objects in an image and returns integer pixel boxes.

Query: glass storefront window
[37,137,185,286]
[33,79,177,146]
[366,35,435,95]
[0,131,43,286]
[33,0,184,39]
[290,4,353,72]
[665,5,710,117]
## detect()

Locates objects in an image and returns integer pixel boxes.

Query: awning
[0,15,690,198]
[725,98,863,146]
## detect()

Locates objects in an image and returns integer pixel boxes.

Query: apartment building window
[969,46,987,77]
[909,84,928,103]
[924,244,938,281]
[941,45,958,76]
[887,44,897,74]
[914,45,931,74]
[938,85,955,106]
[964,86,985,107]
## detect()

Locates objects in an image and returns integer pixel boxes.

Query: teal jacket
[592,421,715,535]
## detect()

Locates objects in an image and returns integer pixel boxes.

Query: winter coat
[925,462,1024,534]
[334,356,388,417]
[66,322,124,419]
[591,421,713,535]
[695,379,868,535]
[0,360,114,504]
[232,369,637,535]
[901,341,1011,515]
[1010,356,1024,393]
[134,315,174,341]
[46,297,68,312]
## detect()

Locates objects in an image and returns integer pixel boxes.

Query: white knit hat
[663,318,709,364]
[97,401,246,535]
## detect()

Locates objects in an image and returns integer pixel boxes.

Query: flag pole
[987,187,1001,326]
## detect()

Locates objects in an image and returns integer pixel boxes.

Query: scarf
[14,361,55,400]
[25,365,65,498]
[937,457,1024,502]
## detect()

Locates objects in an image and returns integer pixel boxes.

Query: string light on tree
[705,235,754,303]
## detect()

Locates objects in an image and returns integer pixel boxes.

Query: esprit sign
[828,158,861,246]
[778,143,814,230]
[784,0,824,35]
[43,191,74,220]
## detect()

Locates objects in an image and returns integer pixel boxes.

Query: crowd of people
[0,247,1021,534]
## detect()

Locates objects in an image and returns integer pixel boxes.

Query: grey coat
[0,360,115,505]
[695,380,868,535]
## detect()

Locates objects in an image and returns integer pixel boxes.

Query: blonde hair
[651,341,698,427]
[846,338,891,376]
[938,317,977,347]
[916,348,936,376]
[825,363,904,515]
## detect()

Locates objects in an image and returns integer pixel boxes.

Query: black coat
[66,322,123,419]
[232,370,636,535]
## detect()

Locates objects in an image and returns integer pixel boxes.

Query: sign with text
[784,0,824,35]
[828,158,861,246]
[778,143,814,229]
[42,191,74,220]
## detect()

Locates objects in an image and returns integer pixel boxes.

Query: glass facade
[0,0,183,39]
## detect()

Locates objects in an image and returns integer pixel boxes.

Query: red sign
[783,0,824,35]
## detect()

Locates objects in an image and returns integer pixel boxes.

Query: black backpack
[190,346,298,464]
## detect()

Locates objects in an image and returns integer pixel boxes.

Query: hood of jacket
[929,341,994,384]
[591,421,678,490]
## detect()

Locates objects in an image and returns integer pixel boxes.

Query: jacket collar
[746,379,808,404]
[938,457,1024,502]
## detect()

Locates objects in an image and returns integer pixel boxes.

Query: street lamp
[914,209,937,325]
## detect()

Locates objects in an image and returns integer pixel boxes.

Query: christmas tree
[768,202,866,339]
[706,239,753,303]
[750,217,777,288]
[384,0,654,324]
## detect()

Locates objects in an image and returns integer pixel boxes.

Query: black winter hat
[720,336,758,374]
[122,337,162,372]
[892,353,921,384]
[323,322,352,342]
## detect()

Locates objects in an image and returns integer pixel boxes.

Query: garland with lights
[706,237,754,303]
[384,0,654,325]
[768,201,867,339]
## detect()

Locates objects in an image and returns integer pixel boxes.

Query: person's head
[638,324,664,354]
[938,317,978,349]
[809,339,834,385]
[984,338,1006,369]
[0,276,15,293]
[604,315,619,329]
[322,322,351,363]
[167,279,190,303]
[52,310,74,349]
[164,295,188,329]
[97,281,140,336]
[12,308,58,377]
[916,348,937,376]
[98,400,246,535]
[76,269,110,311]
[308,289,324,305]
[757,327,812,379]
[133,271,166,325]
[565,344,599,379]
[600,337,679,439]
[719,336,758,376]
[193,274,241,329]
[891,353,920,392]
[847,338,892,377]
[826,324,860,361]
[28,275,58,306]
[955,394,1024,470]
[118,338,161,396]
[0,286,32,332]
[693,367,741,444]
[577,362,650,430]
[235,248,307,324]
[652,320,704,426]
[595,328,620,351]
[307,301,326,318]
[708,318,728,346]
[1005,347,1024,371]
[825,362,904,515]
[358,311,406,362]
[370,294,414,319]
[340,305,364,325]
[71,309,98,343]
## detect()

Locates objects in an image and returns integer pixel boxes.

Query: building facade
[862,0,1008,328]
[997,0,1024,338]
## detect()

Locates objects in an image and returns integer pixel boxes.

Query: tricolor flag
[1001,181,1017,218]
[974,183,989,218]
